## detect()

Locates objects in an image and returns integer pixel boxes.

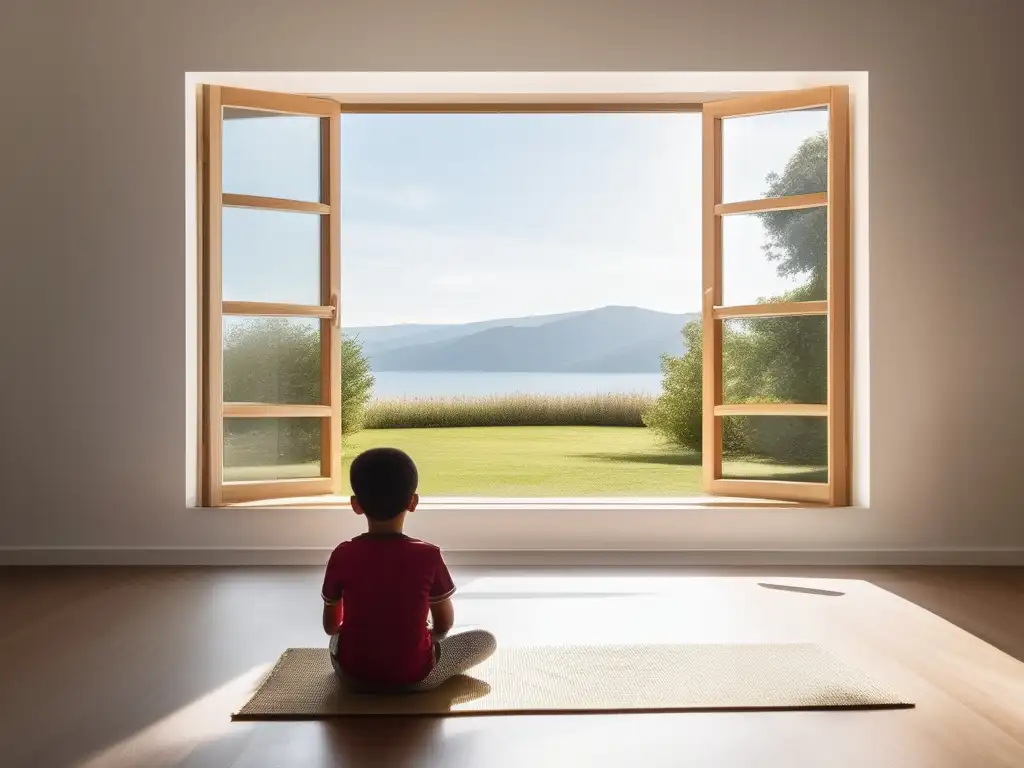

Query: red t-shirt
[321,533,456,686]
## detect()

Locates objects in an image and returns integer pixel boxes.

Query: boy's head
[349,447,419,522]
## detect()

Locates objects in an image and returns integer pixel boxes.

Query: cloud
[343,219,683,271]
[340,219,702,326]
[429,274,476,289]
[349,184,440,212]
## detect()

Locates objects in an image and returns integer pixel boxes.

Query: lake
[371,371,663,400]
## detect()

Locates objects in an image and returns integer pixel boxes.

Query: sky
[221,108,827,327]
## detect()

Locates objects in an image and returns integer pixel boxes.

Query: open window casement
[702,87,850,506]
[201,86,342,505]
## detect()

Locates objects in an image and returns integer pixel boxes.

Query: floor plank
[1,566,1022,767]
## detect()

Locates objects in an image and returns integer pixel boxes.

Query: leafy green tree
[223,319,375,467]
[645,132,828,465]
[341,333,375,434]
[642,322,702,451]
[223,318,321,405]
[641,321,750,455]
[761,133,828,296]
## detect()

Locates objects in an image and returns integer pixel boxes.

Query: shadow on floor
[572,451,701,467]
[321,717,446,765]
[572,451,828,485]
[758,582,846,597]
[736,469,828,483]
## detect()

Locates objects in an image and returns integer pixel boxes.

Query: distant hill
[347,310,586,356]
[346,306,699,373]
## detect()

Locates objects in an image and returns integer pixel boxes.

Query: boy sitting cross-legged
[322,447,496,691]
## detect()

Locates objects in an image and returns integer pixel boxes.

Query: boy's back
[323,447,493,691]
[323,532,455,686]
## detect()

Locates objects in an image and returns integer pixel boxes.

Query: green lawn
[341,426,826,497]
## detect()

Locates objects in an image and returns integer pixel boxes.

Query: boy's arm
[321,546,345,635]
[429,597,454,639]
[322,599,343,635]
[428,549,457,639]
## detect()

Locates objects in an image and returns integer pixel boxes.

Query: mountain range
[345,306,699,373]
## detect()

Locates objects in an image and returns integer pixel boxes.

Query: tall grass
[364,393,656,429]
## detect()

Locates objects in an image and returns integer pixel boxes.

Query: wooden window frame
[196,83,853,508]
[702,86,850,506]
[200,86,342,506]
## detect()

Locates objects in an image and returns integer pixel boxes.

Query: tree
[641,321,760,456]
[645,132,828,465]
[642,321,702,451]
[223,317,321,405]
[223,319,375,468]
[760,132,828,299]
[341,333,375,434]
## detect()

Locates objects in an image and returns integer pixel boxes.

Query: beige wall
[1,0,1022,560]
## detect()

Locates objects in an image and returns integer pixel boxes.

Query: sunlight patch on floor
[78,663,272,768]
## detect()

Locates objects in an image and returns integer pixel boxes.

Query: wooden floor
[1,567,1022,767]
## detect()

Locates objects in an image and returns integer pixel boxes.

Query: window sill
[220,495,822,511]
[206,495,856,553]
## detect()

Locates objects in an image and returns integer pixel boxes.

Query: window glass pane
[223,418,322,481]
[722,107,827,204]
[720,416,827,483]
[722,316,826,405]
[223,317,322,404]
[222,108,321,202]
[222,207,321,305]
[722,208,826,306]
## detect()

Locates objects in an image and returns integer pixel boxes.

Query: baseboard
[1,547,1022,567]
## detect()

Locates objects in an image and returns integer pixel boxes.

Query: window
[198,84,851,507]
[339,111,699,500]
[702,88,850,505]
[200,87,342,505]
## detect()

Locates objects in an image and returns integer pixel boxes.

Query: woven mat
[234,643,912,719]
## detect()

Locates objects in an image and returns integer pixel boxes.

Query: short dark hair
[349,447,419,521]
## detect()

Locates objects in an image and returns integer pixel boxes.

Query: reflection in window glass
[722,316,826,405]
[223,418,323,482]
[722,107,827,203]
[223,317,322,405]
[721,416,827,483]
[222,109,321,202]
[722,207,826,306]
[222,207,321,305]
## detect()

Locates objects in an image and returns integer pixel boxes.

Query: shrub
[644,318,826,465]
[341,336,375,435]
[642,321,703,452]
[364,392,655,429]
[222,319,375,448]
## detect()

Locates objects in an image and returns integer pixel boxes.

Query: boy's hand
[430,627,449,642]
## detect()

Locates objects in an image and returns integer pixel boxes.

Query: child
[321,447,497,691]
